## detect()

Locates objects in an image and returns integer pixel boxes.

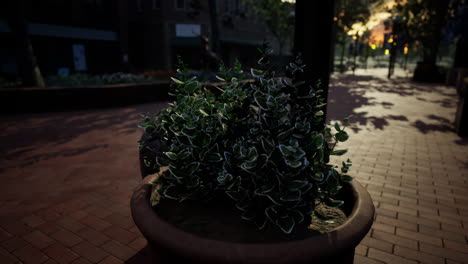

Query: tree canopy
[243,0,294,55]
[391,0,451,63]
[335,0,370,43]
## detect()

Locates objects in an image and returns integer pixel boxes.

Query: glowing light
[371,44,377,50]
[383,0,399,10]
[388,38,393,43]
[347,22,367,37]
[366,12,392,30]
[345,1,401,45]
[365,1,393,46]
[352,35,357,40]
[385,49,390,55]
[333,17,338,21]
[403,44,409,55]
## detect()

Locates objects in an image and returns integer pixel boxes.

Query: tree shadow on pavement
[416,97,457,108]
[412,120,454,134]
[328,74,411,132]
[412,114,455,134]
[328,73,458,134]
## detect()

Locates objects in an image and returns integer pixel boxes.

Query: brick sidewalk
[0,102,168,264]
[328,69,468,264]
[0,69,467,263]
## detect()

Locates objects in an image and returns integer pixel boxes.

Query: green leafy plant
[46,73,158,87]
[140,51,352,234]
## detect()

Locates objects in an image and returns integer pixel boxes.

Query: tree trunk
[340,42,345,72]
[208,0,220,54]
[7,0,45,88]
[454,36,468,68]
[426,0,450,63]
[413,0,450,82]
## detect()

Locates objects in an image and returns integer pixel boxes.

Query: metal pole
[353,34,358,75]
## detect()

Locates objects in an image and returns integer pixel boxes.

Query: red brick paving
[22,230,55,250]
[13,244,49,264]
[43,243,79,264]
[71,241,109,263]
[0,102,166,263]
[78,227,110,246]
[0,246,20,264]
[0,72,467,264]
[1,237,30,253]
[98,256,123,264]
[70,258,92,264]
[50,229,83,248]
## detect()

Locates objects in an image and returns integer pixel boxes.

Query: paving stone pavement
[328,69,468,264]
[0,69,467,264]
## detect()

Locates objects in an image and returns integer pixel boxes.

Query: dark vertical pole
[352,35,358,75]
[209,0,220,54]
[340,43,345,73]
[404,46,409,71]
[118,0,130,72]
[364,42,369,70]
[294,0,336,127]
[387,32,397,79]
[330,10,338,74]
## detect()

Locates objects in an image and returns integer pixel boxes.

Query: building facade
[124,0,277,70]
[0,0,282,81]
[0,0,123,78]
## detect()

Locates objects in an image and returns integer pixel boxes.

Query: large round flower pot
[130,176,375,264]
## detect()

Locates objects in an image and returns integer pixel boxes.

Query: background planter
[413,61,445,83]
[0,82,170,114]
[131,175,375,264]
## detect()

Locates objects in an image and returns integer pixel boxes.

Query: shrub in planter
[134,51,374,263]
[46,72,157,87]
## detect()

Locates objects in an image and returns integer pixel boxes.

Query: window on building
[152,0,161,9]
[176,0,185,10]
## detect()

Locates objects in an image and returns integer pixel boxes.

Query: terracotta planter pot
[130,176,375,264]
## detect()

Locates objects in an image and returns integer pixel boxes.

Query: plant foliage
[140,48,352,234]
[243,0,294,55]
[391,0,451,62]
